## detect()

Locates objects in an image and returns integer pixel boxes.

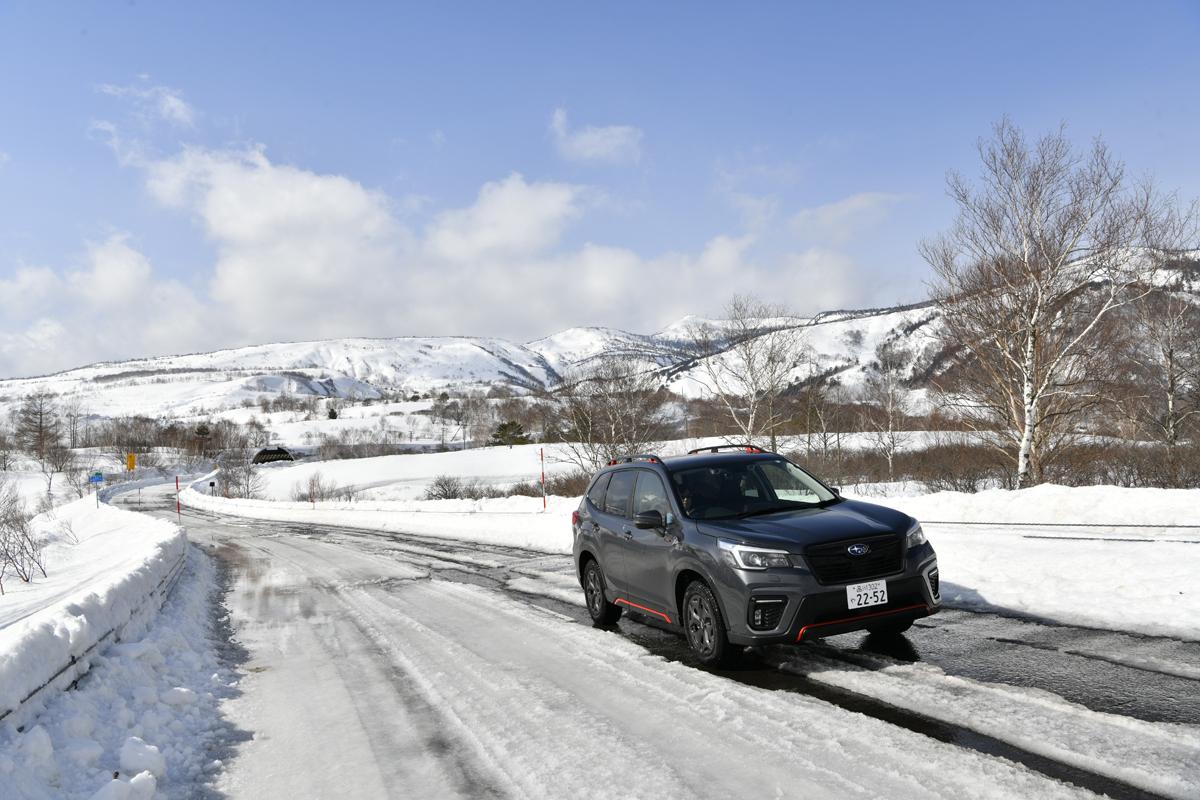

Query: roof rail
[686,444,768,455]
[606,453,663,466]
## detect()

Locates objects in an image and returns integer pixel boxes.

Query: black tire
[867,618,914,637]
[682,580,735,666]
[582,559,622,626]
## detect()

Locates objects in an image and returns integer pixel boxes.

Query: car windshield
[670,459,837,520]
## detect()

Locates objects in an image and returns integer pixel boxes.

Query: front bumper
[718,547,941,646]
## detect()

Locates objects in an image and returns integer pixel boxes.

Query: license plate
[846,579,888,609]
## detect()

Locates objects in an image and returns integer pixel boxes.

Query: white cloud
[143,145,411,339]
[0,134,869,377]
[98,81,196,127]
[792,192,904,244]
[0,236,207,378]
[780,248,858,311]
[550,108,642,164]
[425,174,581,261]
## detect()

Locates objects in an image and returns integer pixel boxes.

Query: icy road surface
[118,488,1200,800]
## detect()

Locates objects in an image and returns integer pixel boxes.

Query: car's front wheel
[582,559,622,626]
[682,580,736,666]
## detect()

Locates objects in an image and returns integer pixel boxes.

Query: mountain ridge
[0,303,941,419]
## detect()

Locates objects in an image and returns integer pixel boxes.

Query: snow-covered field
[246,436,979,503]
[253,442,577,501]
[181,447,1200,641]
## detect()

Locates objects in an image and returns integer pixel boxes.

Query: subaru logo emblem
[847,543,871,557]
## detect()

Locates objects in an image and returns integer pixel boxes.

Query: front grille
[927,568,940,599]
[748,596,787,630]
[804,534,903,585]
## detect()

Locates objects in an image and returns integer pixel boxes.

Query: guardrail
[0,543,189,732]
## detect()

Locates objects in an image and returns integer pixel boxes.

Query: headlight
[718,539,792,570]
[906,522,926,548]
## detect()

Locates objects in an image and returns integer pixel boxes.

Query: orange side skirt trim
[615,598,672,624]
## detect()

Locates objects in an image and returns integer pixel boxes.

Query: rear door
[591,469,637,593]
[619,470,678,621]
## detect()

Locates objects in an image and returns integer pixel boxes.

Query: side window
[633,472,671,517]
[604,471,636,517]
[587,473,611,509]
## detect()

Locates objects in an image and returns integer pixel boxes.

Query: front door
[618,470,678,623]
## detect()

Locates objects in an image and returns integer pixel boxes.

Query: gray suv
[572,446,940,665]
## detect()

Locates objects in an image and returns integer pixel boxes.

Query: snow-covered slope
[0,302,941,419]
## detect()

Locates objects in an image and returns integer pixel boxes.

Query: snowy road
[115,488,1200,799]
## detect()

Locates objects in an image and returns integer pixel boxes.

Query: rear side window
[587,473,611,508]
[633,472,671,517]
[604,471,637,517]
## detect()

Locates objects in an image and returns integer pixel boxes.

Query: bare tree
[922,119,1171,487]
[217,449,266,499]
[555,357,670,472]
[1110,255,1200,483]
[0,475,43,593]
[60,398,87,449]
[42,442,75,495]
[0,424,14,471]
[686,295,806,450]
[15,391,60,463]
[861,342,914,482]
[65,463,95,499]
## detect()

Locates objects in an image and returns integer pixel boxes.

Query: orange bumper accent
[796,602,929,642]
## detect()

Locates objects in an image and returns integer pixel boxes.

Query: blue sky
[1,1,1198,377]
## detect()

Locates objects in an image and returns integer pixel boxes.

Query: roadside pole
[175,476,181,522]
[540,447,546,511]
[89,470,104,509]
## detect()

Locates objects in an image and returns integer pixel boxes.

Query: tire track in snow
[145,499,1194,798]
[339,579,1095,800]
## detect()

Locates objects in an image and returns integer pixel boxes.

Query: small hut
[252,447,295,464]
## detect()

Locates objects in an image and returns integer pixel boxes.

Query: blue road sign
[89,472,104,484]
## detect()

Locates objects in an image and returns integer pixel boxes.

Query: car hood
[696,499,912,549]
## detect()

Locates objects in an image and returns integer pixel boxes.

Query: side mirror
[633,510,664,530]
[830,486,842,497]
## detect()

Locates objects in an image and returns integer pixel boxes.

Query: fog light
[748,597,787,630]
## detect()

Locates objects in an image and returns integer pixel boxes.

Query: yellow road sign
[126,453,136,471]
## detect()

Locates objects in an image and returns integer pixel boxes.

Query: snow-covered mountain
[0,302,941,419]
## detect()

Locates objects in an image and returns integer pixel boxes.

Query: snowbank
[0,497,187,730]
[0,548,234,800]
[186,479,1200,640]
[871,483,1200,533]
[848,484,1200,639]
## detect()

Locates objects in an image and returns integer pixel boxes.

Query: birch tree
[922,119,1166,487]
[1111,255,1200,483]
[555,357,669,471]
[686,295,806,451]
[861,342,913,482]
